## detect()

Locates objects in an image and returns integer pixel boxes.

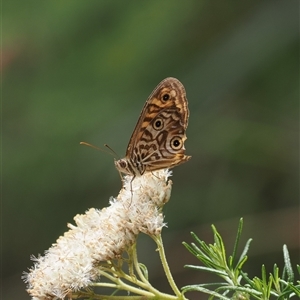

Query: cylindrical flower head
[24,169,172,300]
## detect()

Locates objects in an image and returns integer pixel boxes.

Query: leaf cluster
[182,218,300,299]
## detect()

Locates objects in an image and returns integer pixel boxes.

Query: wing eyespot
[170,136,183,150]
[153,118,164,130]
[162,93,170,101]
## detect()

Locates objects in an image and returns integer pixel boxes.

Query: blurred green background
[3,1,299,299]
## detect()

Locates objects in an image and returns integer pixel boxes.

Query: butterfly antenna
[104,144,120,159]
[80,142,116,158]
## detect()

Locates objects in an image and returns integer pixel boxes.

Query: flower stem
[153,234,185,299]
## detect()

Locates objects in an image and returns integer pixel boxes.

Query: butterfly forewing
[115,77,191,176]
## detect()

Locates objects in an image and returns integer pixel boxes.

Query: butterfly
[115,77,191,177]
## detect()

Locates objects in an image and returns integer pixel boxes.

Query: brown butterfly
[115,77,191,177]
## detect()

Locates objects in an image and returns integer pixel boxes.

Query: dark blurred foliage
[2,1,299,299]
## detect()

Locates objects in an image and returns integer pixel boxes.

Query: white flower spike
[24,169,172,300]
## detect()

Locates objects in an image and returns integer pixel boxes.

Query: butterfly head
[114,157,140,177]
[115,158,129,175]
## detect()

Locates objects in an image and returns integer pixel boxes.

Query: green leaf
[182,285,231,300]
[231,218,243,267]
[283,244,294,282]
[185,265,228,277]
[237,238,252,268]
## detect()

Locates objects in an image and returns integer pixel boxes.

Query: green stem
[153,234,184,299]
[131,243,150,284]
[98,255,178,299]
[130,242,179,299]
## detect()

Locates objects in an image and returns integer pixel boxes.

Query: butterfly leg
[151,171,160,179]
[129,175,136,206]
